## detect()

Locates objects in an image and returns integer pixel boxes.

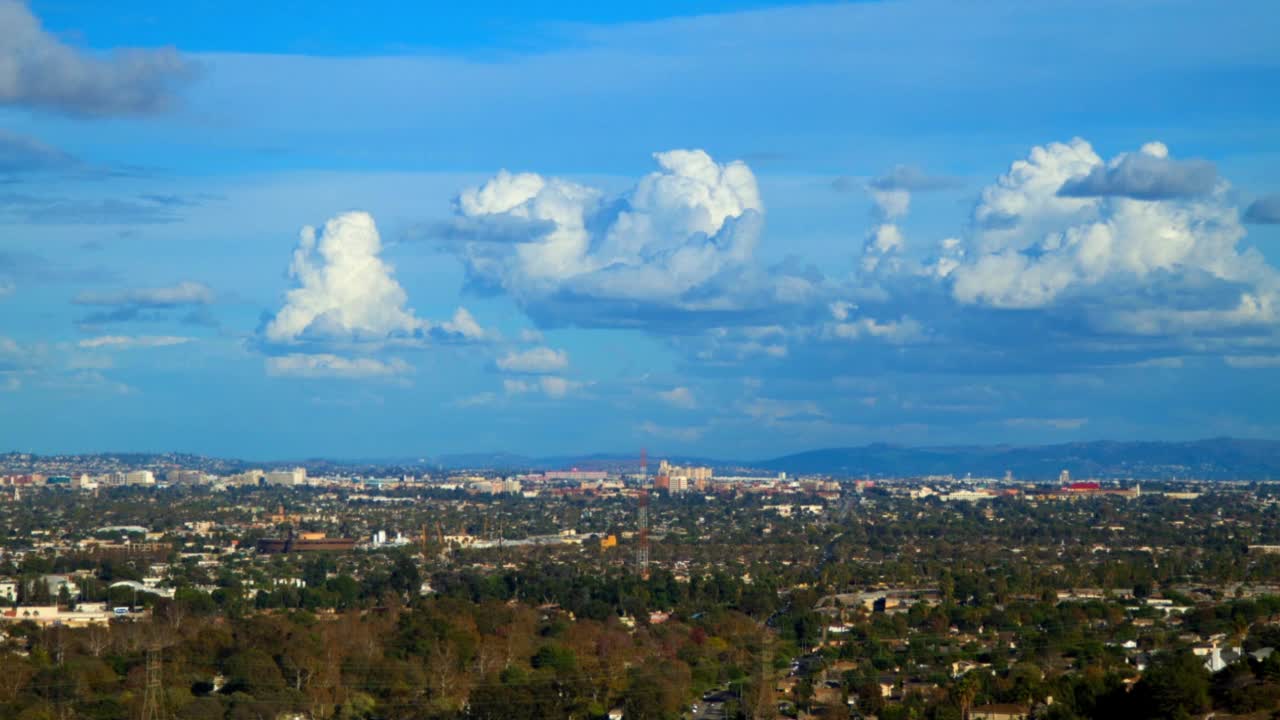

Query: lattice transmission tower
[636,490,650,579]
[140,645,168,720]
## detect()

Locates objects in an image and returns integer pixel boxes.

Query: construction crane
[421,521,450,562]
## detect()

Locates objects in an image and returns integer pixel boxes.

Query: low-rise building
[971,704,1030,720]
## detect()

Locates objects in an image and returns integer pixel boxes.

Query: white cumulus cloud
[438,307,485,341]
[970,137,1102,254]
[265,211,485,346]
[949,139,1276,330]
[452,149,773,326]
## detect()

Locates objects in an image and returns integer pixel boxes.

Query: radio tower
[640,447,648,484]
[140,645,168,720]
[636,490,650,580]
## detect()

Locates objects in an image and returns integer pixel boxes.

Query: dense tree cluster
[0,592,775,720]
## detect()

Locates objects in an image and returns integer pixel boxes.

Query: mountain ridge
[754,437,1280,480]
[4,438,1279,480]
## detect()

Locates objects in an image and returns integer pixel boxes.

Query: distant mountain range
[752,438,1280,480]
[6,438,1280,480]
[428,439,1280,480]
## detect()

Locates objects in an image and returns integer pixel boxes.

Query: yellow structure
[600,534,618,549]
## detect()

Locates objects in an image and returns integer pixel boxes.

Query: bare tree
[85,623,110,658]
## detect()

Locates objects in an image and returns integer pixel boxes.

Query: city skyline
[3,0,1280,459]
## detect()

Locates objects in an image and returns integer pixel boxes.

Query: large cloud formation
[0,0,194,116]
[260,212,489,382]
[946,139,1275,338]
[675,138,1280,377]
[450,149,801,328]
[265,211,483,346]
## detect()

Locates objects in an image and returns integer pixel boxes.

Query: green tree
[1131,650,1211,719]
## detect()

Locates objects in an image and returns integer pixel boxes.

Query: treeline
[0,595,777,720]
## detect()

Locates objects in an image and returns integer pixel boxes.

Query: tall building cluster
[655,460,713,494]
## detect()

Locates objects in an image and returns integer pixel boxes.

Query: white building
[0,603,116,627]
[265,468,307,486]
[42,574,80,599]
[125,470,156,486]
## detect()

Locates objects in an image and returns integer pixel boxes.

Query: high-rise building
[656,460,712,494]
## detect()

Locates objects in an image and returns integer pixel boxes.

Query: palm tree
[952,673,980,720]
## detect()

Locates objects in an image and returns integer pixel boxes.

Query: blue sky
[2,0,1279,460]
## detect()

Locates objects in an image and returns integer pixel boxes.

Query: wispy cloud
[1225,356,1280,369]
[453,391,498,408]
[75,281,214,308]
[1003,417,1089,431]
[0,193,189,224]
[496,347,568,374]
[657,386,697,409]
[0,130,78,174]
[638,421,705,443]
[265,354,411,379]
[78,335,193,350]
[74,281,215,326]
[503,376,583,399]
[1245,194,1280,224]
